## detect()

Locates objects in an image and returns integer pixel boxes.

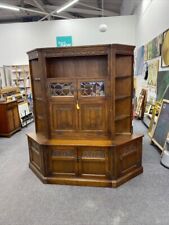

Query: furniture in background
[0,86,33,130]
[0,86,23,102]
[0,100,21,137]
[3,65,32,100]
[27,44,143,188]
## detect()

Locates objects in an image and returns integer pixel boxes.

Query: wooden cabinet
[0,100,21,136]
[27,44,143,187]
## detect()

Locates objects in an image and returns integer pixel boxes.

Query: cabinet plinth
[27,44,143,187]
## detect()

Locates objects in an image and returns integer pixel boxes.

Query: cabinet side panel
[115,53,133,134]
[29,58,46,136]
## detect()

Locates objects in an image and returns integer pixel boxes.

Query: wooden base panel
[30,162,143,188]
[28,133,143,188]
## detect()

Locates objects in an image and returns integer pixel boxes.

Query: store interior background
[0,0,168,66]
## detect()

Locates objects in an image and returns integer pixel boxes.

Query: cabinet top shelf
[27,133,143,147]
[27,44,135,60]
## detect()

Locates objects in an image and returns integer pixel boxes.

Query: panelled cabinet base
[27,133,143,188]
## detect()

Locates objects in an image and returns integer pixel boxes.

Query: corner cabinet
[27,44,143,188]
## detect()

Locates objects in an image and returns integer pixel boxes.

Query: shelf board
[115,115,130,121]
[115,95,131,100]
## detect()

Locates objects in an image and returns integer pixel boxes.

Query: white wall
[0,15,136,66]
[135,0,169,46]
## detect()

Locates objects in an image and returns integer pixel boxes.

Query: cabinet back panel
[115,98,131,116]
[116,55,133,77]
[115,118,131,133]
[115,78,131,97]
[46,56,107,78]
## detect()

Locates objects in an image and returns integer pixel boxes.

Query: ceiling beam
[39,5,77,21]
[18,6,68,19]
[74,2,119,16]
[97,0,102,9]
[24,0,76,19]
[46,4,119,16]
[32,0,47,13]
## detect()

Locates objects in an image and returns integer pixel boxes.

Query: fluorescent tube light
[0,4,20,11]
[57,0,79,14]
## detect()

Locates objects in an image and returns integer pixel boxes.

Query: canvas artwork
[161,29,169,67]
[147,85,156,103]
[134,46,144,75]
[152,100,169,150]
[147,59,159,86]
[163,85,169,100]
[147,34,163,60]
[157,70,169,101]
[144,44,148,61]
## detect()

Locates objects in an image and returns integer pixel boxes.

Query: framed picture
[147,59,159,86]
[147,34,163,60]
[161,29,169,68]
[152,100,169,150]
[157,70,169,101]
[147,102,161,138]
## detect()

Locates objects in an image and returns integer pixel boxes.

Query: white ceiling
[0,0,141,23]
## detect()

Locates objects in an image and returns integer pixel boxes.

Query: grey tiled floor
[0,120,168,225]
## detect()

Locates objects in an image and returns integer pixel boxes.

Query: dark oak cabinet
[27,44,143,187]
[0,100,21,136]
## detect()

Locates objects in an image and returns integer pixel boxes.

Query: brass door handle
[76,100,80,110]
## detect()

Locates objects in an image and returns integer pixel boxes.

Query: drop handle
[76,100,80,110]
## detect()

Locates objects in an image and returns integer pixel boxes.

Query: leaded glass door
[48,79,78,136]
[77,79,108,133]
[47,78,109,137]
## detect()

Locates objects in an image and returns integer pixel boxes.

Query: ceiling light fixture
[0,4,20,11]
[99,0,108,32]
[57,0,79,14]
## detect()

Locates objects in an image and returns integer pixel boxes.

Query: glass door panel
[77,79,108,133]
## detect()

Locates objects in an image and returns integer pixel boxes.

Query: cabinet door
[48,79,78,136]
[78,80,108,133]
[48,146,78,176]
[78,147,110,179]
